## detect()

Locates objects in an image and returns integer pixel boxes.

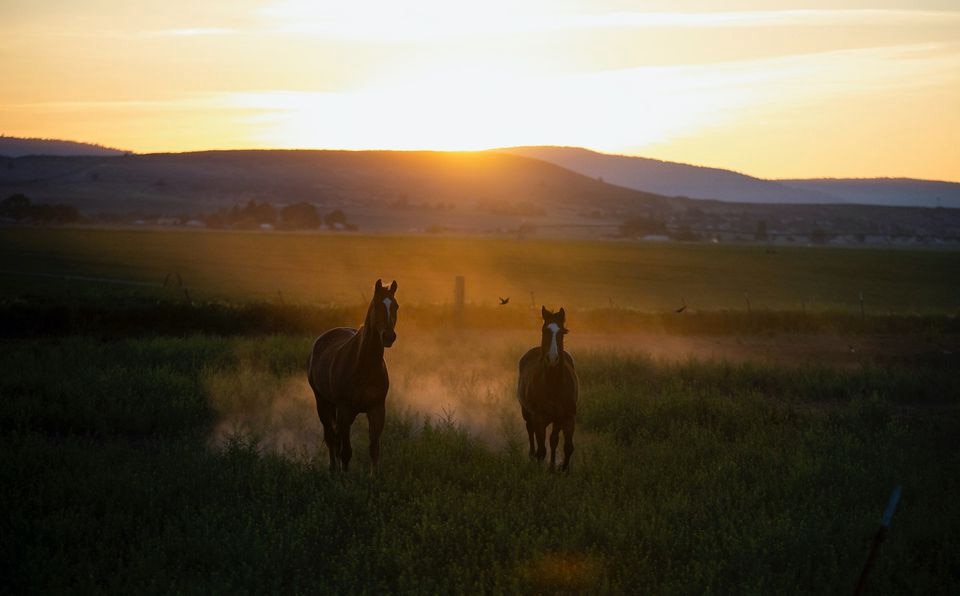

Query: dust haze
[204,316,905,459]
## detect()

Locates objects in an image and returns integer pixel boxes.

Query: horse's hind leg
[315,397,339,472]
[521,406,535,459]
[561,418,575,472]
[336,408,358,472]
[549,423,561,469]
[367,404,385,474]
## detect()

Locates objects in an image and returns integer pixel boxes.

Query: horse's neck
[356,323,383,364]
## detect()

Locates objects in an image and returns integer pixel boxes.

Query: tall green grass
[2,334,958,593]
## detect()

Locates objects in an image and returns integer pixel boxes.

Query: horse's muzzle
[382,330,397,348]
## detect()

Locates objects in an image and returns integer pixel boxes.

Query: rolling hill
[497,146,833,204]
[0,149,675,217]
[499,146,960,208]
[3,144,958,241]
[0,136,126,158]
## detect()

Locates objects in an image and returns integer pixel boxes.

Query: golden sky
[2,0,958,181]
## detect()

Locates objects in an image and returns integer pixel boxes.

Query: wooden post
[744,292,751,314]
[454,276,465,325]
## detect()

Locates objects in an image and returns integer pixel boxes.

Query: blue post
[854,486,902,595]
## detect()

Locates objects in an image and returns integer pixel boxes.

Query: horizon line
[3,135,959,184]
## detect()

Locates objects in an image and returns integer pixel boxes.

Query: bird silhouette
[675,297,687,313]
[499,297,510,305]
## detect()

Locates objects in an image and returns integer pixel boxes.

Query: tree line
[203,200,356,231]
[0,194,80,224]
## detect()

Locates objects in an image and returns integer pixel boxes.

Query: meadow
[2,227,959,593]
[2,227,960,312]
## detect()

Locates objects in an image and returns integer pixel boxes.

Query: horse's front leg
[367,404,385,474]
[336,408,358,472]
[549,423,561,469]
[534,421,547,462]
[521,406,535,459]
[561,418,575,472]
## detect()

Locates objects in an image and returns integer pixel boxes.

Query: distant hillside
[0,149,674,215]
[777,178,960,208]
[2,148,959,241]
[497,146,835,204]
[0,136,126,157]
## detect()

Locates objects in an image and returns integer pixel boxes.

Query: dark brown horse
[517,306,579,471]
[308,279,398,472]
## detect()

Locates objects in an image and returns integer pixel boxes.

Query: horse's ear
[558,307,566,321]
[389,280,398,295]
[375,279,383,292]
[541,305,550,320]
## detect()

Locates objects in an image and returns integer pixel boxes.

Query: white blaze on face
[383,297,393,326]
[546,322,560,365]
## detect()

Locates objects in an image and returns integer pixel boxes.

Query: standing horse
[517,306,579,471]
[308,279,399,472]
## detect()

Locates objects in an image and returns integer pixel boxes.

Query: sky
[1,0,958,181]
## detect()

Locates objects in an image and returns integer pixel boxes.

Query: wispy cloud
[256,4,960,42]
[145,27,237,37]
[559,9,960,31]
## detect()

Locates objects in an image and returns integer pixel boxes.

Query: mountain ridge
[0,136,127,158]
[3,136,958,208]
[497,146,960,208]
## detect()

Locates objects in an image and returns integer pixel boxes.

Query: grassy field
[2,331,958,593]
[2,227,959,312]
[2,227,959,593]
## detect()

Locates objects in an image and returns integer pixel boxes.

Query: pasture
[2,227,959,312]
[2,227,959,593]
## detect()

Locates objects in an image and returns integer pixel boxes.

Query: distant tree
[243,200,276,224]
[324,209,348,228]
[255,202,276,224]
[620,215,667,237]
[281,202,320,229]
[755,220,768,241]
[1,194,78,223]
[1,193,31,220]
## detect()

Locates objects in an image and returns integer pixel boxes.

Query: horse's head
[371,278,399,348]
[540,306,568,367]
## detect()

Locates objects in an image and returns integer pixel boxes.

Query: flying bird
[499,297,510,305]
[675,297,687,313]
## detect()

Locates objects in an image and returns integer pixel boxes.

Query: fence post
[454,276,465,325]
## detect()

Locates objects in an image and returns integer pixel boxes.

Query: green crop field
[2,227,959,312]
[2,227,959,593]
